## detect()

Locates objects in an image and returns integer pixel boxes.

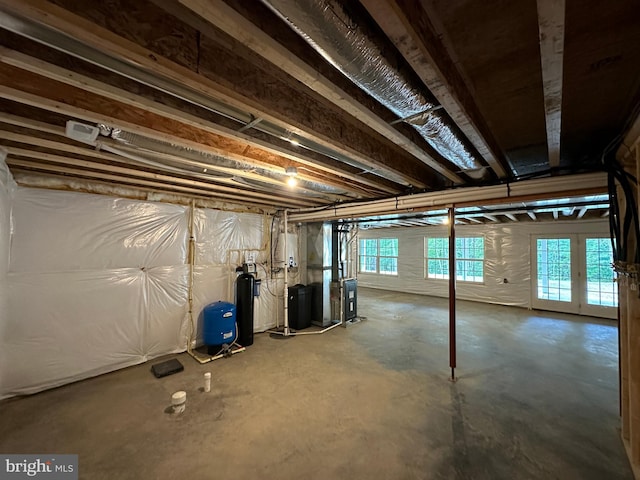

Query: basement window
[424,237,484,282]
[358,238,398,275]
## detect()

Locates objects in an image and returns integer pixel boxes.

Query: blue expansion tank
[203,301,236,346]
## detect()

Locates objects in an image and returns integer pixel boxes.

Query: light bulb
[287,176,297,187]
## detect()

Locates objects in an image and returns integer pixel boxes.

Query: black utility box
[288,284,312,330]
[343,278,357,321]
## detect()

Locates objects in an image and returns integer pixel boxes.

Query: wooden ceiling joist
[0,61,373,199]
[7,160,285,208]
[536,0,566,169]
[4,147,321,207]
[0,47,386,196]
[174,0,463,185]
[577,207,587,219]
[0,128,355,202]
[0,0,440,190]
[359,0,509,179]
[0,79,359,203]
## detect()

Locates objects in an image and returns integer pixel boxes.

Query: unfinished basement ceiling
[353,194,610,229]
[0,0,638,211]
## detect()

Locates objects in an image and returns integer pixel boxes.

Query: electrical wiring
[602,138,640,271]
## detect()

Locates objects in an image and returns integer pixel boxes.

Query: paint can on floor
[204,372,211,393]
[171,391,186,414]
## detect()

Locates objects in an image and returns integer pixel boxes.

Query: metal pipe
[283,210,290,336]
[448,206,457,381]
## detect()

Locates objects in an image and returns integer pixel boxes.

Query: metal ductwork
[261,0,485,174]
[100,126,353,200]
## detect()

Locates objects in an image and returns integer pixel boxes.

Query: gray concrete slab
[0,288,632,479]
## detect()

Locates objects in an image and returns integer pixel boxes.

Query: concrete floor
[0,287,632,479]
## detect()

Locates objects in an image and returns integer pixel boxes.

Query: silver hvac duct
[261,0,484,174]
[102,126,352,199]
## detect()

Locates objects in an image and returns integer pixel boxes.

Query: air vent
[65,120,99,144]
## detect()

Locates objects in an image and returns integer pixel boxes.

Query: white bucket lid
[171,390,187,405]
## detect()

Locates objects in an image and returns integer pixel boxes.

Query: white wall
[0,186,284,399]
[357,220,611,308]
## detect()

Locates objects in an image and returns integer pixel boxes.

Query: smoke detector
[65,120,100,144]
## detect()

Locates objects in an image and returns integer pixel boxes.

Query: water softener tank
[236,273,255,346]
[203,301,236,349]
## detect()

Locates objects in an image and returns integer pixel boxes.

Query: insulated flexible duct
[261,0,484,173]
[102,127,351,199]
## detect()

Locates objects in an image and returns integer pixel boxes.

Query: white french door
[532,235,618,319]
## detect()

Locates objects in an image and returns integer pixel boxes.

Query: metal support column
[449,206,457,381]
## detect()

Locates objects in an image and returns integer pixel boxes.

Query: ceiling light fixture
[285,166,298,187]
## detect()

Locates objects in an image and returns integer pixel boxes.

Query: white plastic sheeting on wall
[194,209,267,266]
[357,220,611,308]
[10,190,189,272]
[191,209,280,345]
[0,158,15,392]
[0,186,285,399]
[2,189,191,398]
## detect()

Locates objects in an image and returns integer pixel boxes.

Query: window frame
[424,236,485,284]
[358,237,399,276]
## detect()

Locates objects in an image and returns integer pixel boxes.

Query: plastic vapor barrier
[357,221,610,307]
[10,189,189,271]
[194,209,266,265]
[0,186,282,399]
[0,159,15,395]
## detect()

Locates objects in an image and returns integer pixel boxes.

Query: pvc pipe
[283,210,290,336]
[188,345,247,364]
[268,320,343,336]
[187,200,196,355]
[287,172,607,222]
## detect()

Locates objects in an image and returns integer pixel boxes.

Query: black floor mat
[150,358,184,378]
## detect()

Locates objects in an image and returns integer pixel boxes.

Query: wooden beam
[0,0,440,189]
[0,111,63,136]
[4,146,320,207]
[0,125,354,199]
[536,0,565,169]
[553,209,559,220]
[504,213,519,222]
[576,207,587,219]
[483,214,498,222]
[359,0,509,179]
[8,160,290,208]
[174,0,463,184]
[0,51,375,196]
[0,71,364,203]
[527,211,537,220]
[463,216,483,224]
